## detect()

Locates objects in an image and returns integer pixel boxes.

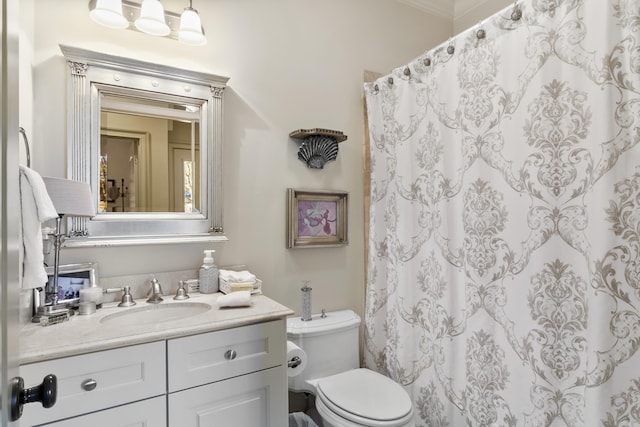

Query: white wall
[19,0,34,166]
[454,0,512,34]
[27,0,450,318]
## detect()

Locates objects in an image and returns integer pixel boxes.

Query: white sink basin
[100,302,211,326]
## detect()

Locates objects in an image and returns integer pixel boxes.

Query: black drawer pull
[224,349,237,360]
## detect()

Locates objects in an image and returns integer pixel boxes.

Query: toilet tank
[287,310,361,393]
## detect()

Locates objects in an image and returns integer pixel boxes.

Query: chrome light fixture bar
[88,0,207,45]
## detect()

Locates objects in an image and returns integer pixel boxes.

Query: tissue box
[219,278,262,295]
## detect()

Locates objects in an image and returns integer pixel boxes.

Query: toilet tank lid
[287,309,360,336]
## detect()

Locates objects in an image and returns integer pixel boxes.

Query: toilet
[287,310,414,427]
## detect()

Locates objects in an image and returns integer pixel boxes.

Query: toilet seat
[315,368,414,427]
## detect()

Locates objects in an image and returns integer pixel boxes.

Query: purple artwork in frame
[297,200,338,237]
[287,189,348,248]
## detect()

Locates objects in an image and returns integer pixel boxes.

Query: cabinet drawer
[167,319,285,392]
[42,396,166,427]
[19,341,166,426]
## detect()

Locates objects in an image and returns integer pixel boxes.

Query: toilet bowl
[315,368,414,427]
[287,310,414,427]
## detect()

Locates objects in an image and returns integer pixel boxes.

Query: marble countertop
[20,293,294,365]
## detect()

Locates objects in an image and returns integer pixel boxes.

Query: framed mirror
[60,45,229,246]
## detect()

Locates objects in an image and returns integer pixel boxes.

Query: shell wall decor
[289,128,348,169]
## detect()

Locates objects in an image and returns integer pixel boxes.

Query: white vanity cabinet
[18,341,166,427]
[19,317,289,427]
[167,319,288,427]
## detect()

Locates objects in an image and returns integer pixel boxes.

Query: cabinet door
[168,366,287,427]
[42,396,166,427]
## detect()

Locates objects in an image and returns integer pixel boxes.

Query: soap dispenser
[199,250,219,294]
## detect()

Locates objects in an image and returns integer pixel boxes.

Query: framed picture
[45,262,98,306]
[287,189,348,248]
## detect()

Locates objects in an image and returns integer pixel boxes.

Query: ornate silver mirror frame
[60,45,229,247]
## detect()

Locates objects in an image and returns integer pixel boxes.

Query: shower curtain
[363,1,640,426]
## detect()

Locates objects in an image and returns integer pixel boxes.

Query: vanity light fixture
[135,0,170,36]
[38,178,95,317]
[88,0,207,45]
[179,0,206,46]
[89,0,129,29]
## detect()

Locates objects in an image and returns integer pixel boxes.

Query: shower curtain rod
[426,0,522,57]
[374,0,522,87]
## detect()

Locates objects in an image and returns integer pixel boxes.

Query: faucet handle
[118,286,136,307]
[174,280,190,300]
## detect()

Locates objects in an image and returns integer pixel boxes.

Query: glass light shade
[179,8,206,46]
[135,0,171,36]
[90,0,129,29]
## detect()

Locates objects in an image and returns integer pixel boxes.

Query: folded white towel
[19,166,58,289]
[219,269,256,283]
[215,291,252,308]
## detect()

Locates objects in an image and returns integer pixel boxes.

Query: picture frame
[45,262,98,306]
[287,188,348,248]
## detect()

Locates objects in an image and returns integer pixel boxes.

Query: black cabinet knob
[9,374,57,421]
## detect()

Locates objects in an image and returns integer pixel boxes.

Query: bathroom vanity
[18,293,293,427]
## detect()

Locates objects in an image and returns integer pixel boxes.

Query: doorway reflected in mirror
[99,96,200,214]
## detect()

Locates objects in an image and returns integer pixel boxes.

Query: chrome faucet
[147,278,164,304]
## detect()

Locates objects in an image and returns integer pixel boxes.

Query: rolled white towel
[215,290,252,308]
[219,269,256,283]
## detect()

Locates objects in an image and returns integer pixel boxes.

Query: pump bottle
[199,250,219,293]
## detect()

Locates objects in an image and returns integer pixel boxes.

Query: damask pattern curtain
[363,1,640,426]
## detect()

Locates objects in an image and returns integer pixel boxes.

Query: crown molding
[396,0,496,20]
[454,0,496,19]
[396,0,453,19]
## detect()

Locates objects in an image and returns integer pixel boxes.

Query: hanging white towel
[19,165,58,289]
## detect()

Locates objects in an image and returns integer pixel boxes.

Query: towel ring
[19,127,31,167]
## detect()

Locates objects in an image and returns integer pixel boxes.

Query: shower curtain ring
[511,1,523,21]
[388,77,394,85]
[476,28,486,39]
[446,38,455,55]
[373,84,379,93]
[403,67,411,76]
[424,58,431,66]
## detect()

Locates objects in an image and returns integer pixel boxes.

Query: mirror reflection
[99,94,201,214]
